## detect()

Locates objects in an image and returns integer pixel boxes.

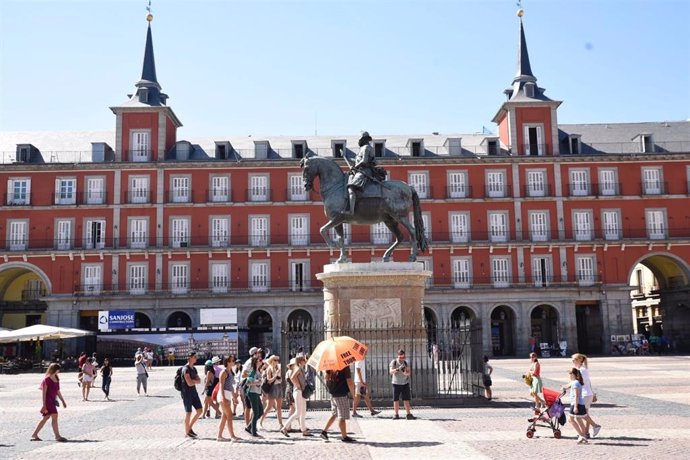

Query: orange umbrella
[307,336,368,371]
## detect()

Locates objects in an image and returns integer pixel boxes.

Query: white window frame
[447,171,468,198]
[290,259,310,292]
[289,214,309,246]
[531,255,552,287]
[129,176,150,204]
[419,257,433,288]
[288,173,308,201]
[597,168,617,196]
[529,210,549,242]
[249,216,269,247]
[573,210,593,241]
[82,264,103,296]
[449,212,470,243]
[170,263,190,294]
[55,218,73,250]
[526,170,546,197]
[329,223,351,245]
[523,124,544,156]
[210,216,230,248]
[452,257,472,288]
[488,211,509,243]
[642,168,663,195]
[128,218,149,249]
[210,262,230,293]
[7,178,30,205]
[491,257,511,288]
[249,174,269,201]
[170,217,190,248]
[645,209,666,240]
[371,222,391,244]
[569,169,590,196]
[601,210,621,241]
[55,177,77,205]
[130,130,151,162]
[8,219,28,251]
[576,255,596,286]
[84,219,106,249]
[128,263,148,295]
[249,260,270,292]
[171,176,191,203]
[85,176,105,204]
[210,175,230,202]
[486,170,507,198]
[408,171,429,199]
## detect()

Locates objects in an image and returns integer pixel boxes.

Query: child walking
[563,367,590,444]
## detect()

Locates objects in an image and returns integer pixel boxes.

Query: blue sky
[1,0,688,138]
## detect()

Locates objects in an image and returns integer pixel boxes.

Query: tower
[492,10,561,156]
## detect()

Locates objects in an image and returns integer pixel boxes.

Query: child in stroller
[526,387,566,439]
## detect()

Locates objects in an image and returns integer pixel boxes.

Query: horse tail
[412,189,429,253]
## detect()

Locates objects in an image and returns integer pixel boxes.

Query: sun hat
[211,356,221,364]
[248,347,260,356]
[288,357,297,367]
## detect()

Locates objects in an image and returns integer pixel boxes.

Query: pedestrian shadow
[362,441,443,448]
[0,444,14,448]
[141,395,173,399]
[58,440,102,443]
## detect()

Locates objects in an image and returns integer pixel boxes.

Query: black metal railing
[568,183,592,196]
[522,184,552,197]
[641,181,667,195]
[484,184,513,198]
[207,188,232,202]
[446,185,473,199]
[125,190,152,204]
[3,193,32,206]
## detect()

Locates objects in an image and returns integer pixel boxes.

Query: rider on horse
[343,131,385,215]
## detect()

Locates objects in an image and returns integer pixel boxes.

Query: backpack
[174,366,184,392]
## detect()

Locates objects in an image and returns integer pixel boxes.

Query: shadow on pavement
[0,444,14,448]
[60,440,103,443]
[362,441,443,448]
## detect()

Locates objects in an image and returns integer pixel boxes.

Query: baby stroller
[526,387,566,439]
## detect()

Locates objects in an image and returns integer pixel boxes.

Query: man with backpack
[320,364,356,443]
[389,349,416,420]
[177,351,202,437]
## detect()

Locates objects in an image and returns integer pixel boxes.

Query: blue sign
[107,310,135,330]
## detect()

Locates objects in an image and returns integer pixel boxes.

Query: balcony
[523,184,552,198]
[641,181,667,196]
[594,182,621,197]
[484,184,512,198]
[128,149,151,162]
[247,188,272,202]
[568,183,592,197]
[80,191,108,205]
[125,190,151,204]
[207,188,232,203]
[446,185,472,199]
[4,193,31,206]
[520,143,550,156]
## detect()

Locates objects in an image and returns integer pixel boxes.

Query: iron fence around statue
[280,320,484,405]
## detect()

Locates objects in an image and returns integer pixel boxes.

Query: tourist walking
[31,363,67,442]
[81,357,95,401]
[281,356,310,437]
[389,349,416,420]
[483,356,493,400]
[244,356,264,437]
[563,367,590,444]
[76,352,87,387]
[101,358,112,400]
[320,365,356,443]
[283,358,296,424]
[216,355,239,442]
[181,351,203,438]
[571,353,602,438]
[527,352,544,410]
[352,358,380,417]
[260,354,284,429]
[201,359,219,419]
[91,353,100,387]
[241,347,261,429]
[134,354,148,396]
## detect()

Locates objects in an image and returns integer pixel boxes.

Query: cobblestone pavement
[1,355,688,459]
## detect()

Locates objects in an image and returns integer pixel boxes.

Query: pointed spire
[121,14,168,107]
[513,18,535,85]
[140,23,158,86]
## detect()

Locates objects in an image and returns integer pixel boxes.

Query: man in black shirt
[181,351,202,438]
[320,365,356,443]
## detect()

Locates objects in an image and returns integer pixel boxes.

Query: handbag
[523,374,533,387]
[302,383,314,399]
[261,380,274,394]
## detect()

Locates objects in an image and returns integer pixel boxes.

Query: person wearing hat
[181,351,203,438]
[342,131,379,215]
[241,347,262,429]
[282,358,297,427]
[202,358,220,419]
[259,355,284,429]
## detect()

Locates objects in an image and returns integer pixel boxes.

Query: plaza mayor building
[1,15,689,358]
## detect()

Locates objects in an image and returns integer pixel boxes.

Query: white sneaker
[592,425,601,438]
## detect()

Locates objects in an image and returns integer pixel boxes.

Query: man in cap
[241,347,262,429]
[342,131,379,215]
[181,351,203,437]
[320,364,356,443]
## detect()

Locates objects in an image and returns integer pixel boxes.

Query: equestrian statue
[300,131,429,263]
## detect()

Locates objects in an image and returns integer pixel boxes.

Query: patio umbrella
[0,324,94,344]
[307,335,368,371]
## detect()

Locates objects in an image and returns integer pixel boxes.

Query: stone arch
[450,306,477,326]
[627,252,690,290]
[134,312,152,329]
[286,309,313,330]
[527,304,560,352]
[247,309,273,352]
[167,311,192,329]
[0,262,52,299]
[489,304,517,356]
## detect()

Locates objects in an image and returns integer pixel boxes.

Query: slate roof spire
[140,23,158,87]
[513,17,536,85]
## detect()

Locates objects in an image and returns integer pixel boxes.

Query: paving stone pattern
[1,356,688,459]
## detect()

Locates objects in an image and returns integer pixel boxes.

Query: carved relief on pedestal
[350,298,401,326]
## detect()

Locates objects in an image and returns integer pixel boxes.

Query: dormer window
[292,141,306,159]
[487,140,499,156]
[445,138,462,156]
[640,134,654,153]
[569,135,581,155]
[374,141,385,157]
[254,141,269,159]
[406,138,424,157]
[139,89,149,103]
[332,140,346,158]
[524,82,535,98]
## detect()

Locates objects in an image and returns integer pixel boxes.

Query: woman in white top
[572,353,602,438]
[81,358,95,401]
[260,355,284,429]
[134,354,148,396]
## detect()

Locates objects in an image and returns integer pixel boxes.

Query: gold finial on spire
[146,0,153,22]
[517,0,524,17]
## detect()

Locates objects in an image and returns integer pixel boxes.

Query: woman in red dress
[31,363,67,442]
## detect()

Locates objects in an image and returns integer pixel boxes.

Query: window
[446,138,462,156]
[488,212,508,242]
[171,176,190,203]
[7,178,30,205]
[646,210,666,240]
[642,168,662,195]
[486,171,506,198]
[526,170,546,197]
[249,175,269,201]
[84,219,106,249]
[602,211,621,240]
[573,211,593,241]
[598,169,617,196]
[292,142,306,159]
[421,213,431,241]
[129,176,150,203]
[576,256,596,286]
[374,141,385,157]
[8,220,28,250]
[254,141,269,159]
[332,141,345,158]
[410,141,423,157]
[290,215,309,246]
[569,136,581,155]
[409,172,429,198]
[129,218,148,249]
[86,177,105,204]
[450,212,469,243]
[372,222,391,244]
[210,217,230,248]
[448,171,468,198]
[210,263,230,293]
[491,257,511,288]
[170,217,189,248]
[250,216,269,246]
[639,134,654,153]
[487,140,499,156]
[529,211,549,242]
[210,175,230,202]
[55,219,73,250]
[532,256,551,287]
[569,169,590,196]
[524,125,543,156]
[83,264,102,295]
[250,261,269,292]
[452,258,472,288]
[170,263,189,294]
[289,174,307,201]
[329,223,351,245]
[130,130,150,162]
[128,264,147,295]
[525,82,536,98]
[55,178,76,205]
[290,260,309,292]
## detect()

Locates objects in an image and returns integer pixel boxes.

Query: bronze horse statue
[300,155,429,263]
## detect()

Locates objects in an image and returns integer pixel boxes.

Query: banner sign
[99,310,136,331]
[200,307,237,325]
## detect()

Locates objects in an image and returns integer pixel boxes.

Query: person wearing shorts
[390,349,416,420]
[352,358,380,417]
[181,351,202,438]
[563,367,589,444]
[320,365,356,443]
[483,356,493,400]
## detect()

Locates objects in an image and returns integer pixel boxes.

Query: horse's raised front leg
[319,219,338,248]
[333,223,347,263]
[320,216,349,263]
[382,218,404,262]
[398,215,418,261]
